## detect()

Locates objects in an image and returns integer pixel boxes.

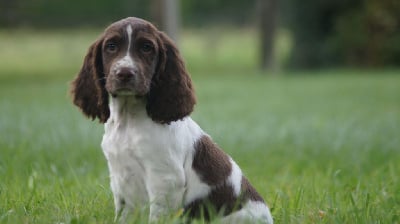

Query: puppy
[71,17,273,223]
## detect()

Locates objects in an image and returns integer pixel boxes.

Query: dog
[71,17,273,223]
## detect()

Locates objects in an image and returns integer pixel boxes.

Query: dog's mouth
[110,87,148,100]
[106,74,150,98]
[107,78,135,95]
[114,88,135,96]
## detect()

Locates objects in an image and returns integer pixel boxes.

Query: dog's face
[101,20,159,97]
[71,17,196,124]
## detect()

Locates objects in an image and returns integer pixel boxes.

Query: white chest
[101,120,145,202]
[101,114,203,207]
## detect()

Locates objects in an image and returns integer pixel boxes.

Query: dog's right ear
[70,38,110,123]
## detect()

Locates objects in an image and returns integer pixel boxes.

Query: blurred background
[1,0,399,77]
[0,1,399,223]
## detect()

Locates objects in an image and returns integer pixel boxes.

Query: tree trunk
[259,0,278,72]
[0,0,18,27]
[151,0,180,45]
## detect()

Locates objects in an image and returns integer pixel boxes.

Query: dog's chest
[101,118,187,204]
[101,122,142,203]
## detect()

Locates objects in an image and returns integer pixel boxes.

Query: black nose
[116,67,136,80]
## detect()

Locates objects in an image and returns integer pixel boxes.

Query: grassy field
[0,29,399,223]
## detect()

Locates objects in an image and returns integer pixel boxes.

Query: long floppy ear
[146,32,196,124]
[70,38,110,123]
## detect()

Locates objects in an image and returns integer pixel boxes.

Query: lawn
[0,29,399,223]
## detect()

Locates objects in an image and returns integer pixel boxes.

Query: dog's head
[71,17,196,124]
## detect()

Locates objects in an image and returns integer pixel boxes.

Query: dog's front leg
[113,195,129,222]
[146,170,186,222]
[110,177,132,223]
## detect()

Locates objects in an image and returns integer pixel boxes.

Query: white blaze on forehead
[126,25,133,52]
[112,25,135,74]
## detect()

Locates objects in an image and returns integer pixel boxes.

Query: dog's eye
[106,42,118,53]
[140,42,154,53]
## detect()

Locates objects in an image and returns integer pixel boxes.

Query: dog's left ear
[146,32,196,124]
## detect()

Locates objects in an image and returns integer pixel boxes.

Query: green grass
[0,29,399,223]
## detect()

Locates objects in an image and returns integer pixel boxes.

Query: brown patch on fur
[184,177,266,220]
[70,38,110,123]
[192,135,232,185]
[146,32,196,124]
[185,135,236,220]
[184,183,240,220]
[186,136,267,220]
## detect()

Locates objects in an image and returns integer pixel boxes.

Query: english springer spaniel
[71,17,273,223]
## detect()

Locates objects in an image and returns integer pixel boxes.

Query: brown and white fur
[70,17,273,223]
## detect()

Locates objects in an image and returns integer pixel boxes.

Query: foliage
[182,0,257,26]
[332,0,400,66]
[282,0,400,68]
[0,0,151,28]
[0,0,257,28]
[2,0,400,68]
